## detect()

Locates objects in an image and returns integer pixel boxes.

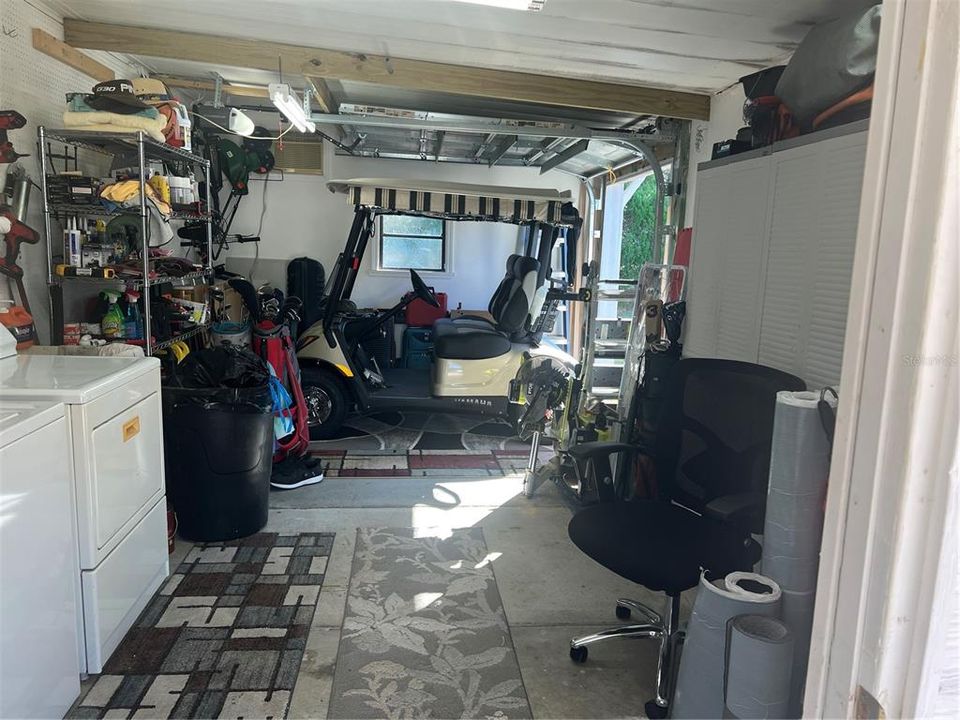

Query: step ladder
[577,262,686,428]
[584,278,640,405]
[613,263,687,445]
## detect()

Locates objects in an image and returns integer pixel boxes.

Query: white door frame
[805,1,959,717]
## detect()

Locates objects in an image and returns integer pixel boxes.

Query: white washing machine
[0,400,81,718]
[0,328,169,673]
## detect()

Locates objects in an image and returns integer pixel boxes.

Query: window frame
[374,215,451,275]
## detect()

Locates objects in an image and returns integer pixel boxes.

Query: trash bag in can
[163,346,274,542]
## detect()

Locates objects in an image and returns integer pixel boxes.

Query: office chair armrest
[567,441,636,460]
[703,491,766,526]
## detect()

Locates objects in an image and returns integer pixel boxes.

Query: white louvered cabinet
[684,122,868,388]
[683,156,772,360]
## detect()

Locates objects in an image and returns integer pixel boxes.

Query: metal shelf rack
[39,127,213,356]
[48,202,212,222]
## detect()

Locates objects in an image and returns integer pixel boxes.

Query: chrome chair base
[570,594,683,712]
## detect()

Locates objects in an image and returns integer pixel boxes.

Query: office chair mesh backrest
[653,359,806,529]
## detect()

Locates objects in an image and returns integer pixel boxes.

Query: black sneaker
[270,457,325,490]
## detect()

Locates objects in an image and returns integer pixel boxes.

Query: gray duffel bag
[776,3,882,129]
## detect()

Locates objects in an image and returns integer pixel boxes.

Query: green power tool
[217,139,250,195]
[217,129,276,196]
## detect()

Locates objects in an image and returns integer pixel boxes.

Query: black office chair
[566,358,805,718]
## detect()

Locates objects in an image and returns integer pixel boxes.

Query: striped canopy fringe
[348,185,565,225]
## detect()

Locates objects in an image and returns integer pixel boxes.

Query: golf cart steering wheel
[409,269,441,308]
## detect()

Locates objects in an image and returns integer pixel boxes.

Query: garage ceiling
[51,0,873,175]
[53,0,869,93]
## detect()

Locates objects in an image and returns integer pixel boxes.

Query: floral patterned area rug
[328,527,532,719]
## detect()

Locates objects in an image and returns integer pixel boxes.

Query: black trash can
[162,347,275,542]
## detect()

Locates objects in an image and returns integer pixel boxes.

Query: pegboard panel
[0,0,143,343]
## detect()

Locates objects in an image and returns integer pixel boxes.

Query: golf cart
[295,178,586,438]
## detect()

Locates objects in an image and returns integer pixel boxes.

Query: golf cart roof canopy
[327,178,576,226]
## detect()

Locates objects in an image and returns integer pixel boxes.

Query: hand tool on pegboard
[0,111,29,163]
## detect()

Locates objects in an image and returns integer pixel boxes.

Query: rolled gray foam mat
[723,614,794,719]
[761,390,835,717]
[671,572,782,719]
[760,553,821,593]
[781,588,817,716]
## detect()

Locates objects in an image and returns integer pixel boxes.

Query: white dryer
[0,400,81,717]
[0,329,169,673]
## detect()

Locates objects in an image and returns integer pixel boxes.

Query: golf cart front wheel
[301,367,348,440]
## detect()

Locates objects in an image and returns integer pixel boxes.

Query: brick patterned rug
[68,532,333,720]
[308,410,554,479]
[312,411,530,453]
[310,447,553,478]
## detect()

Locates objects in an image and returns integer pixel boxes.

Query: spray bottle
[123,288,143,340]
[100,289,125,338]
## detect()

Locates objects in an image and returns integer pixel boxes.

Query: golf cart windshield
[326,178,577,226]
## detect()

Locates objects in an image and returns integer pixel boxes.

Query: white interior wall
[223,148,580,309]
[0,0,740,338]
[684,85,746,228]
[0,0,143,343]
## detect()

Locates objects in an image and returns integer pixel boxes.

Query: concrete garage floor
[127,475,688,719]
[267,475,678,720]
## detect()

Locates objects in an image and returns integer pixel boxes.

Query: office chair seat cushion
[568,501,761,595]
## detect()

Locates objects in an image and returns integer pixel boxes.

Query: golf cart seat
[449,254,523,330]
[433,322,512,359]
[434,256,541,360]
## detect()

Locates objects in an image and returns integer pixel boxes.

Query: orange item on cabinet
[0,301,35,349]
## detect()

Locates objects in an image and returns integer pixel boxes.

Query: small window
[379,216,446,271]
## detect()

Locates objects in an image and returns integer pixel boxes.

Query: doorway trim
[805,0,959,717]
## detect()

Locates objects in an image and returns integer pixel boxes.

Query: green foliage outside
[619,174,658,280]
[381,216,445,270]
[383,215,444,236]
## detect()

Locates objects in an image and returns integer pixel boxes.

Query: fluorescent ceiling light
[268,83,316,134]
[450,0,545,11]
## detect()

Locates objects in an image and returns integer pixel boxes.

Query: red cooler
[403,290,448,327]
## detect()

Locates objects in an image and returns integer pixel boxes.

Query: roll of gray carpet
[671,572,782,719]
[723,614,795,719]
[761,389,836,717]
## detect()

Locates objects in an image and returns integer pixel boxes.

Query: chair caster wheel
[644,700,669,719]
[569,645,588,663]
[615,604,631,620]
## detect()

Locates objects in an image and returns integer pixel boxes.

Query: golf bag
[286,257,325,334]
[252,319,310,462]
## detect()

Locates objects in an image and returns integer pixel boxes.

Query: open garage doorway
[598,172,661,321]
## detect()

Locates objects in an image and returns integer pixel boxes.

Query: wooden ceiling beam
[63,19,710,121]
[153,74,269,98]
[32,28,114,82]
[303,76,336,115]
[304,77,343,140]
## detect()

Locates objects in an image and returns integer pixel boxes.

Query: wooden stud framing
[32,28,114,82]
[63,19,711,120]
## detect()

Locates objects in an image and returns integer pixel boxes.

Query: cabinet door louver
[685,158,771,362]
[803,139,867,387]
[687,130,867,388]
[759,149,820,377]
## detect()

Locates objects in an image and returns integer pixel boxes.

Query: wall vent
[271,137,324,174]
